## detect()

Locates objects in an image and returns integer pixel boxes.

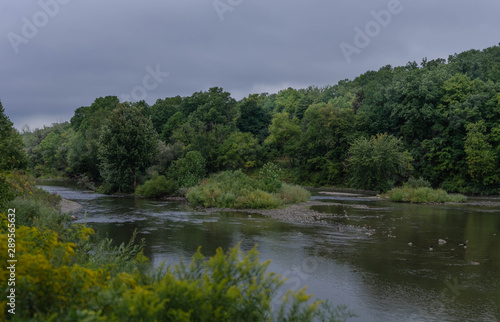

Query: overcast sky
[1,0,499,130]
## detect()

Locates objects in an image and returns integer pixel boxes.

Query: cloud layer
[1,0,499,130]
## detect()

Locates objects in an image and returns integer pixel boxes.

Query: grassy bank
[384,186,467,203]
[187,170,310,209]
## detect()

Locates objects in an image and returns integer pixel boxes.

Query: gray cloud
[1,0,499,130]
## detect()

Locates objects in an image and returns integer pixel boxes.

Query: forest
[14,44,500,196]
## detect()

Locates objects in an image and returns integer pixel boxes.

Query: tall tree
[464,120,499,186]
[0,101,27,170]
[217,132,260,170]
[348,134,413,192]
[264,112,301,166]
[98,104,158,193]
[68,96,120,181]
[236,94,271,143]
[188,87,238,130]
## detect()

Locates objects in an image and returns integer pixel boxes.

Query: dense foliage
[98,103,159,193]
[187,170,310,209]
[136,172,176,198]
[347,134,413,192]
[18,44,500,194]
[0,102,27,172]
[384,187,467,203]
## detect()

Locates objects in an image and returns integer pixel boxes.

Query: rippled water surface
[40,182,500,321]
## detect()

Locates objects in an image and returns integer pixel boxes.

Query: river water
[40,181,500,321]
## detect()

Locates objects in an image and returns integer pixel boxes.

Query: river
[40,181,500,321]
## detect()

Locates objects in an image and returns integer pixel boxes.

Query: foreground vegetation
[187,169,310,209]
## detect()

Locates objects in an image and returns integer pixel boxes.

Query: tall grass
[6,197,70,230]
[385,186,467,203]
[187,170,310,209]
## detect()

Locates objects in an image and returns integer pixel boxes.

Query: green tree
[464,120,499,186]
[98,104,158,193]
[0,101,27,170]
[67,96,120,181]
[348,134,413,192]
[217,132,260,170]
[32,123,72,175]
[297,102,368,185]
[236,94,271,142]
[147,96,182,134]
[168,150,207,188]
[273,87,302,115]
[188,87,238,130]
[161,111,185,142]
[264,112,301,166]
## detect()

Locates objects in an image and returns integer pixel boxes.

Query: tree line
[14,44,500,194]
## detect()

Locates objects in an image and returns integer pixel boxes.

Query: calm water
[40,181,500,321]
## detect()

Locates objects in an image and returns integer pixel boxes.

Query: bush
[187,170,310,209]
[3,170,61,207]
[234,189,282,209]
[0,173,14,207]
[404,176,432,189]
[168,151,207,189]
[279,183,311,204]
[136,172,176,198]
[259,162,282,192]
[1,171,67,232]
[6,197,70,231]
[385,186,467,203]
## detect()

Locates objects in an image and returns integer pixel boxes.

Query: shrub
[279,183,311,204]
[0,173,14,207]
[187,170,310,209]
[234,189,281,209]
[404,176,432,189]
[6,197,69,231]
[3,170,61,207]
[168,151,207,189]
[136,172,176,198]
[0,215,96,320]
[385,186,467,203]
[259,162,282,192]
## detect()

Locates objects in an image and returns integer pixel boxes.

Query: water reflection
[39,181,500,321]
